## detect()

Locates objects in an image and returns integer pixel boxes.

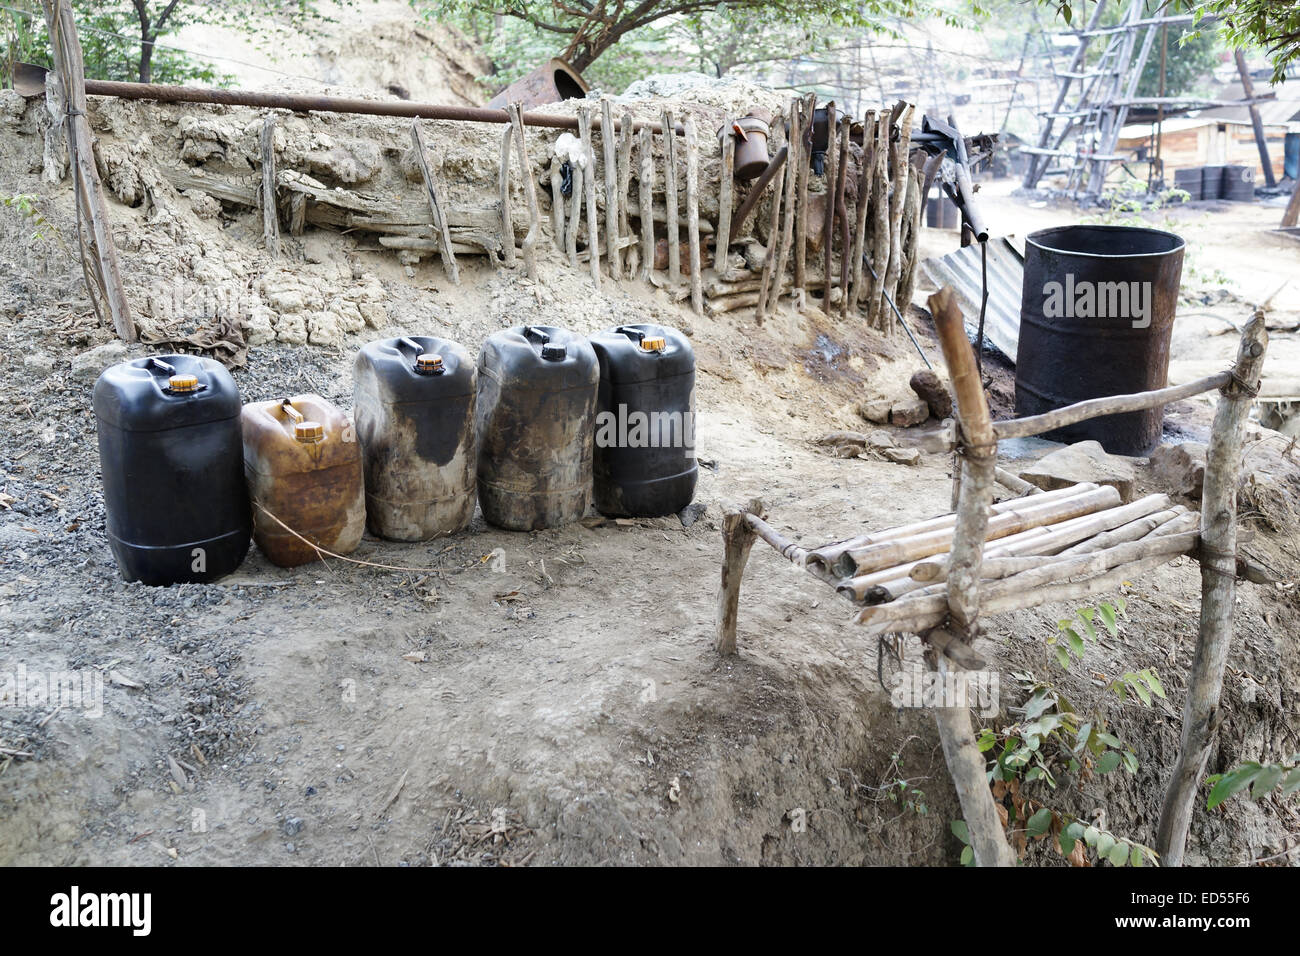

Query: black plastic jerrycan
[353,336,478,541]
[93,355,251,585]
[476,325,598,531]
[589,323,697,517]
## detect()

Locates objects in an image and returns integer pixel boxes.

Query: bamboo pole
[549,156,566,253]
[410,120,459,284]
[821,103,838,309]
[43,0,135,341]
[578,107,601,289]
[618,109,635,275]
[601,98,620,278]
[1156,312,1268,867]
[927,283,1015,868]
[684,117,703,316]
[716,499,765,655]
[506,103,540,282]
[638,125,654,282]
[848,109,875,316]
[662,108,680,286]
[880,104,914,335]
[715,123,735,272]
[499,125,516,267]
[260,116,280,259]
[793,93,815,309]
[769,100,802,314]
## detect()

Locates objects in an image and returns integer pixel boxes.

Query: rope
[253,501,455,575]
[1222,365,1260,399]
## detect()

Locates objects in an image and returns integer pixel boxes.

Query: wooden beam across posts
[42,0,135,342]
[927,284,1017,868]
[715,498,765,655]
[1156,312,1269,867]
[410,120,460,284]
[506,103,540,281]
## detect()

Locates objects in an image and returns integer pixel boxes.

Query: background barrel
[1200,164,1224,200]
[1173,167,1202,201]
[1014,225,1185,456]
[1221,164,1256,202]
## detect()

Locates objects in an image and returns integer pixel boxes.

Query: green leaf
[1251,764,1284,800]
[1281,767,1300,797]
[951,819,970,844]
[1130,844,1144,867]
[1066,629,1085,657]
[1122,751,1139,774]
[1129,676,1152,706]
[1107,841,1129,866]
[1142,669,1165,699]
[1206,763,1264,810]
[960,845,974,866]
[1054,644,1070,669]
[1096,731,1122,749]
[1026,807,1053,838]
[1084,825,1100,847]
[1096,831,1116,857]
[1098,603,1118,636]
[1097,751,1122,774]
[1116,596,1128,615]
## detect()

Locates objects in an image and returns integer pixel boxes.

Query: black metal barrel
[1173,167,1202,201]
[1221,165,1256,202]
[1201,164,1225,200]
[1014,225,1185,456]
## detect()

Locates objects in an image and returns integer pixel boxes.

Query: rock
[858,399,892,424]
[70,342,128,381]
[276,313,308,346]
[889,398,930,427]
[357,301,388,328]
[865,430,896,450]
[306,311,343,347]
[908,369,953,420]
[881,446,921,466]
[183,189,222,220]
[1149,442,1207,498]
[283,817,304,836]
[1018,440,1139,502]
[678,501,708,528]
[24,352,55,377]
[265,287,306,313]
[0,89,26,124]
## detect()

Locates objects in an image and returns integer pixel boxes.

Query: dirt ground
[2,78,1300,865]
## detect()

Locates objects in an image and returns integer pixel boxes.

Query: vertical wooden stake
[929,284,1017,868]
[684,117,703,316]
[715,123,735,272]
[662,108,680,286]
[821,102,838,310]
[567,162,583,270]
[42,0,134,342]
[638,124,654,282]
[880,104,915,334]
[849,109,876,316]
[260,115,280,260]
[578,107,601,289]
[410,120,459,285]
[770,99,801,312]
[601,98,620,278]
[549,156,566,252]
[836,116,852,320]
[867,115,890,330]
[756,111,789,323]
[1156,312,1268,866]
[895,172,924,319]
[793,93,815,310]
[715,499,765,655]
[507,103,540,282]
[618,109,635,275]
[499,125,517,267]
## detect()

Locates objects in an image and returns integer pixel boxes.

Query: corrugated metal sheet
[913,237,1024,361]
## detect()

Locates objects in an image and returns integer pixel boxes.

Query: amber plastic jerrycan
[241,394,365,567]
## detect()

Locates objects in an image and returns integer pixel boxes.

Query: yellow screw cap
[168,373,199,392]
[640,336,666,352]
[416,353,445,374]
[294,420,324,443]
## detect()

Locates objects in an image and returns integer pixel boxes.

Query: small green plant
[1082,181,1191,228]
[1206,756,1300,810]
[1048,598,1126,670]
[1,192,64,249]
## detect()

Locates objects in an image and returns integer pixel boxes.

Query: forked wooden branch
[716,498,766,655]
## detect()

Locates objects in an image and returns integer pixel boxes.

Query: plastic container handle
[615,326,646,342]
[523,326,551,344]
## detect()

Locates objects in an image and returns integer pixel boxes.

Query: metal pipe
[728,146,789,238]
[50,75,680,136]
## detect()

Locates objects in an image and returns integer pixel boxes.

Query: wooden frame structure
[715,286,1268,866]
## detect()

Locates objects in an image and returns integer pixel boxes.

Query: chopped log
[499,125,516,267]
[638,124,654,282]
[793,93,815,309]
[601,98,620,278]
[1157,312,1269,867]
[716,498,765,654]
[549,156,566,252]
[715,123,735,272]
[706,291,763,314]
[410,120,459,284]
[618,108,635,275]
[260,116,280,259]
[769,99,801,315]
[662,108,680,286]
[506,103,540,281]
[821,102,838,309]
[848,109,875,316]
[567,161,583,270]
[684,117,703,316]
[578,107,601,289]
[623,198,714,233]
[993,467,1038,496]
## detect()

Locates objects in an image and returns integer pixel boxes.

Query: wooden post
[867,115,890,330]
[506,103,540,282]
[1234,50,1276,188]
[567,161,583,270]
[769,100,801,314]
[821,102,838,310]
[1283,181,1300,229]
[549,156,566,252]
[880,104,915,334]
[715,124,735,272]
[638,124,654,282]
[618,109,635,275]
[601,98,620,278]
[578,107,601,289]
[1156,312,1268,866]
[260,116,280,259]
[928,284,1017,868]
[410,120,459,284]
[716,498,765,655]
[895,172,923,318]
[793,93,815,310]
[849,109,875,316]
[662,108,680,286]
[835,116,852,320]
[42,0,135,342]
[499,125,517,267]
[684,117,703,316]
[756,112,789,323]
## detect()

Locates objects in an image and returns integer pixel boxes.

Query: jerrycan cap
[294,420,324,443]
[639,336,666,352]
[541,343,567,362]
[415,353,445,375]
[167,373,200,393]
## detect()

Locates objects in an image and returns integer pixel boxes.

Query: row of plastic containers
[93,324,697,585]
